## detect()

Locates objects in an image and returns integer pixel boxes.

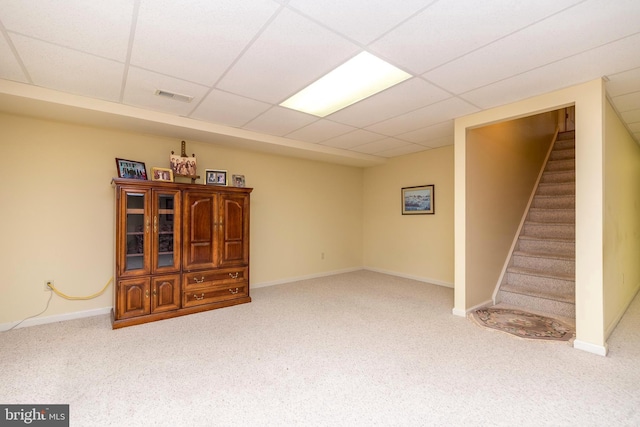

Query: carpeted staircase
[496,131,575,319]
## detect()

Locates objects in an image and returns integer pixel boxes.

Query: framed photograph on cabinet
[204,169,227,186]
[151,167,174,182]
[232,174,245,187]
[402,185,434,215]
[115,158,147,180]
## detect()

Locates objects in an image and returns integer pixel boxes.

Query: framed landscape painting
[402,185,434,215]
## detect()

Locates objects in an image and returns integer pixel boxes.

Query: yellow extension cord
[47,277,113,300]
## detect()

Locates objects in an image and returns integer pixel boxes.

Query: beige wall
[603,100,640,337]
[0,113,364,324]
[465,112,557,307]
[362,146,454,286]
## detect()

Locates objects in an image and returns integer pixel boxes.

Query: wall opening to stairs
[463,110,560,310]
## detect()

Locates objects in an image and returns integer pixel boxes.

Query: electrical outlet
[44,280,54,292]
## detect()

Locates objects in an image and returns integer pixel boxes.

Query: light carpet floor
[1,270,639,426]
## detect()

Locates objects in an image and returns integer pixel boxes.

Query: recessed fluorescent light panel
[280,52,412,117]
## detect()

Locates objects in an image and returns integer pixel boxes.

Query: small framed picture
[151,167,174,182]
[116,158,147,180]
[204,169,227,186]
[232,174,245,187]
[402,185,434,215]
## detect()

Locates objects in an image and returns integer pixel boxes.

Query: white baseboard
[451,308,467,317]
[452,299,493,317]
[573,339,609,356]
[1,307,112,331]
[251,267,361,288]
[363,267,454,288]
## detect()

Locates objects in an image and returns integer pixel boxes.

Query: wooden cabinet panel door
[151,274,180,313]
[183,191,218,271]
[117,278,150,319]
[219,193,249,267]
[152,189,181,274]
[117,187,151,277]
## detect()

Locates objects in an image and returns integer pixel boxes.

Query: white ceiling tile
[424,0,640,94]
[287,0,434,45]
[328,77,450,128]
[0,0,134,61]
[613,92,640,113]
[190,90,271,128]
[366,97,479,136]
[606,67,640,97]
[123,67,210,116]
[420,135,454,148]
[397,120,453,144]
[285,119,355,143]
[216,8,360,104]
[132,0,279,86]
[369,0,585,75]
[0,35,27,83]
[11,34,123,101]
[629,122,640,132]
[352,137,411,154]
[375,143,429,158]
[462,33,640,110]
[243,106,317,136]
[620,109,640,124]
[320,129,386,149]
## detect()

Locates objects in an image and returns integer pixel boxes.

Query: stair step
[511,251,575,276]
[545,158,575,172]
[516,235,575,257]
[531,195,575,209]
[497,286,575,318]
[554,139,575,150]
[527,208,574,223]
[499,283,574,303]
[522,222,574,239]
[549,148,575,161]
[503,267,575,296]
[536,182,575,196]
[539,170,575,184]
[557,131,575,141]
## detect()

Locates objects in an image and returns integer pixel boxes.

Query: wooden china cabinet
[111,178,252,328]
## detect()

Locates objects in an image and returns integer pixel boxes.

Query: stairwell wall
[464,113,557,309]
[603,100,640,338]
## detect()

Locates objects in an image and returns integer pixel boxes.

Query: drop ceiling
[1,0,639,167]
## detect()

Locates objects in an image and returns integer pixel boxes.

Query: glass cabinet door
[121,190,150,275]
[152,190,181,273]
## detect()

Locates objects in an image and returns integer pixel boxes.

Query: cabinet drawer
[182,267,248,290]
[183,284,248,308]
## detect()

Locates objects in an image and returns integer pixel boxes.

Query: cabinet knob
[229,272,239,279]
[145,289,149,298]
[153,215,158,233]
[194,276,205,283]
[193,293,205,300]
[229,287,239,295]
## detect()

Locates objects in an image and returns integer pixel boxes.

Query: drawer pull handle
[194,276,205,284]
[193,293,205,300]
[229,287,239,295]
[229,272,239,279]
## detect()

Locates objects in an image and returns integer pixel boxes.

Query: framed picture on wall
[115,158,147,180]
[402,185,434,215]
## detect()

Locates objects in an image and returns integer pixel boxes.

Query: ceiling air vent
[154,89,193,103]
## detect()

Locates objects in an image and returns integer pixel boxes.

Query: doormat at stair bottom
[471,308,575,341]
